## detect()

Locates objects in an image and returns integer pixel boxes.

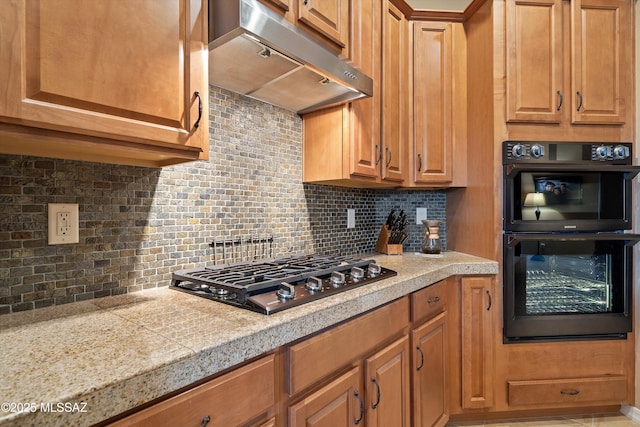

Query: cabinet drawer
[287,297,409,396]
[508,376,627,407]
[110,355,275,427]
[411,279,449,322]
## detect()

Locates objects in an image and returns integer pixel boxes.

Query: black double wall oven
[502,141,640,342]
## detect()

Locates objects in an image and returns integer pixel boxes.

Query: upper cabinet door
[381,0,407,183]
[297,0,350,48]
[571,0,629,125]
[0,0,207,151]
[506,0,563,123]
[413,22,453,184]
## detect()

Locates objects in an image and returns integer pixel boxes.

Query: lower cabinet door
[289,366,363,427]
[412,311,448,427]
[364,336,411,427]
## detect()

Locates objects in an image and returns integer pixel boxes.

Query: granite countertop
[0,251,498,427]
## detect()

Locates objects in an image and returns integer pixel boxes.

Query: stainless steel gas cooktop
[170,254,396,314]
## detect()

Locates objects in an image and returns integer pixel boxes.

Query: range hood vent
[208,0,373,114]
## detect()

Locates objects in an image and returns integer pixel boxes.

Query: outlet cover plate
[48,203,79,245]
[416,207,428,224]
[347,209,356,229]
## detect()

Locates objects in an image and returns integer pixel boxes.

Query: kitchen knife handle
[193,91,203,130]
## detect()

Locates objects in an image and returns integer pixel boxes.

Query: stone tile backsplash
[0,86,445,314]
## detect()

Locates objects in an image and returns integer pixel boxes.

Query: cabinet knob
[200,415,211,427]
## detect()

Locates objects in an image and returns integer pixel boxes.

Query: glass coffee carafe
[421,220,442,254]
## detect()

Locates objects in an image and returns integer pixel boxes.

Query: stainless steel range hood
[208,0,373,114]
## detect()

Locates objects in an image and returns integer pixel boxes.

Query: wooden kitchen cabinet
[506,0,631,126]
[289,366,363,427]
[286,297,410,426]
[303,0,398,188]
[108,355,275,427]
[0,0,208,167]
[411,279,450,427]
[381,0,408,183]
[409,21,466,187]
[460,276,494,410]
[258,0,350,58]
[364,336,411,427]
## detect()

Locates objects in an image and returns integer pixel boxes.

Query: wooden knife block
[374,224,403,255]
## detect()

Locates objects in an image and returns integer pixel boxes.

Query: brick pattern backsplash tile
[0,86,445,314]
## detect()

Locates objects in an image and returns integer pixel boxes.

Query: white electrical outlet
[48,203,79,245]
[347,209,356,229]
[416,207,428,224]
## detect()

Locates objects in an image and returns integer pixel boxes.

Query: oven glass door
[503,165,639,232]
[503,234,638,342]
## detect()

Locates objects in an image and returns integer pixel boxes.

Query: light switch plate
[48,203,79,245]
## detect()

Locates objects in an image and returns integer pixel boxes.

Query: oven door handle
[504,163,640,179]
[505,233,640,247]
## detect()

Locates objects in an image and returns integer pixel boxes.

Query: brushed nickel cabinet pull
[193,91,203,130]
[200,415,211,426]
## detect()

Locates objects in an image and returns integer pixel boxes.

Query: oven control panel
[504,141,633,164]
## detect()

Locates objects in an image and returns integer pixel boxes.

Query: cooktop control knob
[305,276,322,292]
[330,271,346,287]
[613,145,629,160]
[277,283,296,300]
[368,263,381,276]
[530,144,545,158]
[595,145,611,160]
[511,143,525,158]
[350,266,364,281]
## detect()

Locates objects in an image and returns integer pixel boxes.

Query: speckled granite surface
[0,252,497,427]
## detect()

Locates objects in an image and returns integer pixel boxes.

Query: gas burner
[170,255,397,314]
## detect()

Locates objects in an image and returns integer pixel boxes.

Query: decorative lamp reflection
[524,192,546,220]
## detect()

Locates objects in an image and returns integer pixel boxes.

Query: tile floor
[446,413,640,426]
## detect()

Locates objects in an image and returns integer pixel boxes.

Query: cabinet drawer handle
[375,144,382,165]
[200,415,211,427]
[427,296,440,304]
[354,390,364,425]
[576,91,583,112]
[371,377,381,409]
[193,91,203,130]
[385,146,392,167]
[556,90,563,111]
[560,389,580,396]
[486,290,492,311]
[416,346,424,371]
[417,153,422,172]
